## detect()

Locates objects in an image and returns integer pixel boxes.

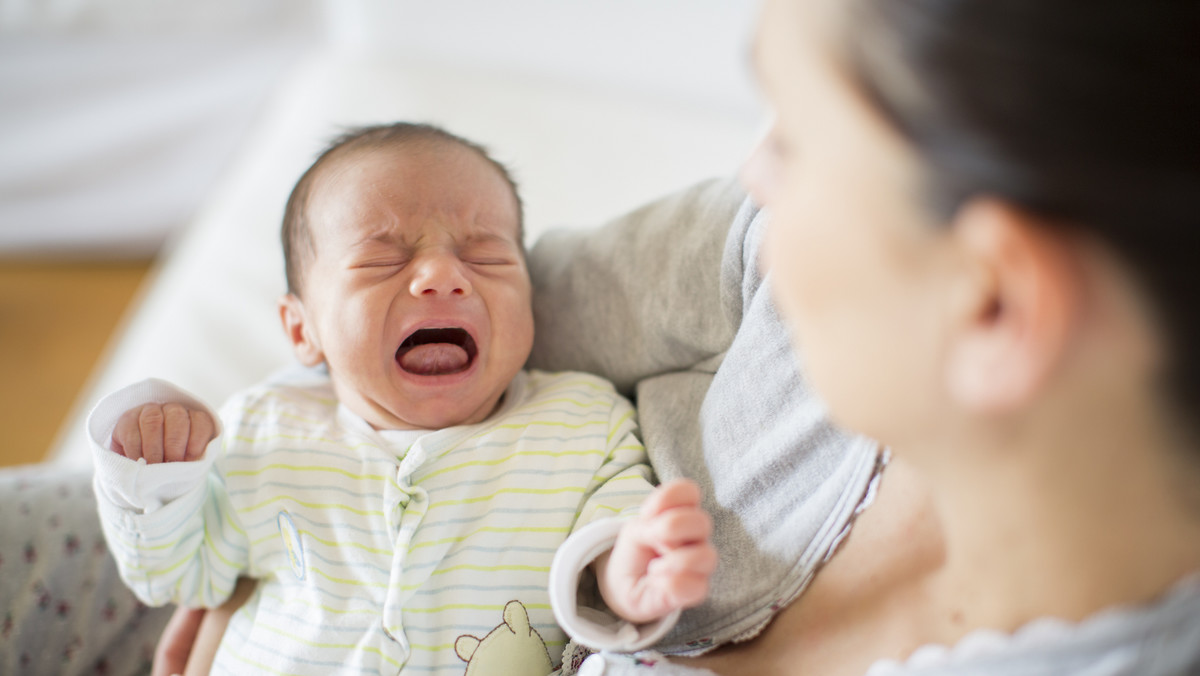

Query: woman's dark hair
[842,0,1200,440]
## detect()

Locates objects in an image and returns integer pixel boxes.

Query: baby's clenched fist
[111,403,215,463]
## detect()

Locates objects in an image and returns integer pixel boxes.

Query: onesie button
[579,654,606,676]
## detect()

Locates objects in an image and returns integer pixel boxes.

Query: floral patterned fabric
[0,467,173,676]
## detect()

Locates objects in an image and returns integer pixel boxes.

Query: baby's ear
[279,294,324,367]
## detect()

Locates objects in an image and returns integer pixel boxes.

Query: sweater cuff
[87,378,221,514]
[550,518,681,653]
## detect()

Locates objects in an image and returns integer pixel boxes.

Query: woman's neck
[918,403,1200,633]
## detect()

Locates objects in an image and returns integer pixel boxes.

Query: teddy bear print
[454,600,553,676]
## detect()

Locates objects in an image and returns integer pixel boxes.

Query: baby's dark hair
[281,122,523,296]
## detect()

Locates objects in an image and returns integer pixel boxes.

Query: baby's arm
[88,378,248,609]
[593,480,716,625]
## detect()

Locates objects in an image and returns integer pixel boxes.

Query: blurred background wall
[0,0,757,257]
[0,0,759,466]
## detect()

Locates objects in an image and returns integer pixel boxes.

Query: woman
[567,0,1200,673]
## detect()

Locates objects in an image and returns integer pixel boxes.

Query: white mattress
[48,14,762,466]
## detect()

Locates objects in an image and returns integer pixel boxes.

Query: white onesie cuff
[87,378,221,514]
[550,517,681,653]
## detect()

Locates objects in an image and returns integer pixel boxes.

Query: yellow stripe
[239,406,327,426]
[419,448,605,482]
[298,530,393,556]
[588,503,622,515]
[428,485,585,509]
[490,419,607,432]
[607,410,635,443]
[122,518,239,579]
[461,418,609,445]
[202,516,241,571]
[310,565,391,588]
[227,432,383,455]
[403,602,552,614]
[242,493,385,518]
[534,377,608,395]
[237,621,403,669]
[407,637,567,652]
[518,395,605,409]
[221,500,249,539]
[258,589,380,616]
[409,525,569,551]
[225,463,392,483]
[395,563,551,591]
[222,643,306,676]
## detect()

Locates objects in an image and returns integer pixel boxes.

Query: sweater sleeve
[88,378,249,608]
[527,177,748,398]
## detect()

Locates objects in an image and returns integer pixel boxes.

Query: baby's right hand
[112,403,216,463]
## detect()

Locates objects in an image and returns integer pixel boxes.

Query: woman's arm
[527,177,748,395]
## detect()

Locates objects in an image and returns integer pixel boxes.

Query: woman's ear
[944,199,1081,414]
[279,294,325,367]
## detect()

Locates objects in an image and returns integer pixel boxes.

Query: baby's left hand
[596,479,717,624]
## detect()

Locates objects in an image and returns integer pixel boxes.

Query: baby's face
[290,142,533,430]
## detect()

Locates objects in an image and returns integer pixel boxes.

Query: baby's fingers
[185,409,216,461]
[138,405,168,464]
[646,545,718,610]
[648,542,719,579]
[110,404,214,464]
[639,479,702,519]
[641,506,713,552]
[112,408,144,460]
[160,404,194,463]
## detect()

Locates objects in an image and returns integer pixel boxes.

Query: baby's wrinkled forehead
[306,140,522,241]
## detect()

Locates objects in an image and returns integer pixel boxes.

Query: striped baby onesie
[89,369,654,675]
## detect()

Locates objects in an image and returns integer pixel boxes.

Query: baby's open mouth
[396,328,478,376]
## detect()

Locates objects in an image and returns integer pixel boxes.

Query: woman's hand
[153,577,257,676]
[152,606,206,676]
[597,479,718,624]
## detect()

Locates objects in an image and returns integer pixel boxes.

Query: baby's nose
[410,254,471,297]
